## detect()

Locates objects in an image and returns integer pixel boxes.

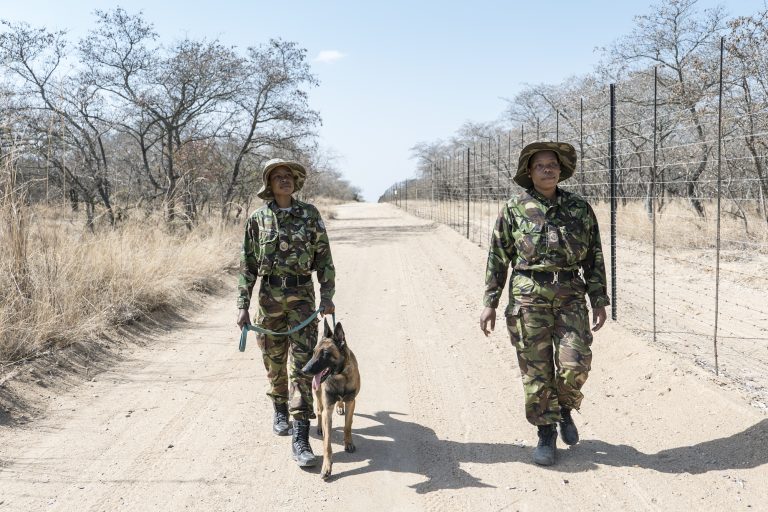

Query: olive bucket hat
[514,141,577,189]
[256,158,307,200]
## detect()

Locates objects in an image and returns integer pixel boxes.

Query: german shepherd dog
[301,319,360,479]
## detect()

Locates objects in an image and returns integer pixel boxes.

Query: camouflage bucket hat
[514,141,577,189]
[256,158,307,200]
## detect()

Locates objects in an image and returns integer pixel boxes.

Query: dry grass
[0,190,349,365]
[405,197,768,254]
[303,196,339,220]
[591,199,768,252]
[0,199,240,364]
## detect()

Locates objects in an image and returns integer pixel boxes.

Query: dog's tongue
[312,368,330,390]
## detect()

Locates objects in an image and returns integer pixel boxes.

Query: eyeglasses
[530,162,561,173]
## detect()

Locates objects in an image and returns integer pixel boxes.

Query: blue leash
[239,310,335,352]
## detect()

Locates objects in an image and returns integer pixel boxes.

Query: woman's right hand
[480,307,496,337]
[237,309,251,330]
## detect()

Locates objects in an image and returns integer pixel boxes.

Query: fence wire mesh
[382,70,768,407]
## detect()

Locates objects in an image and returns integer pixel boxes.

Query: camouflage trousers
[255,279,318,421]
[505,275,593,426]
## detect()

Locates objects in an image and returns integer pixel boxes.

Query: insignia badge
[548,230,558,244]
[279,241,289,251]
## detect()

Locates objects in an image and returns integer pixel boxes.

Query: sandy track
[0,202,766,511]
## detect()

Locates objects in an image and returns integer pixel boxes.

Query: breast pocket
[258,228,278,245]
[286,224,313,272]
[258,213,278,244]
[515,221,543,264]
[256,217,278,274]
[558,220,588,265]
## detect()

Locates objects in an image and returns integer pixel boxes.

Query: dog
[301,319,360,479]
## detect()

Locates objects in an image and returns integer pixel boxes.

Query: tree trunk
[165,134,177,223]
[96,178,115,226]
[84,200,95,233]
[687,156,708,218]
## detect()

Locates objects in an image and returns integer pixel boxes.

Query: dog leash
[239,309,336,352]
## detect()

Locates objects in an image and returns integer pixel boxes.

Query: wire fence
[381,52,768,405]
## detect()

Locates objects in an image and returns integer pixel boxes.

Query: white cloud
[315,50,345,63]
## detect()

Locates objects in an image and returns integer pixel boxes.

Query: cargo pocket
[256,333,267,351]
[255,308,270,351]
[558,221,587,265]
[516,221,543,264]
[505,303,523,347]
[292,225,313,273]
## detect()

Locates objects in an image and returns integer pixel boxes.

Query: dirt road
[1,202,766,511]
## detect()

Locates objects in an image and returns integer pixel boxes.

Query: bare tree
[0,8,360,222]
[503,88,554,142]
[220,39,319,219]
[79,8,244,226]
[0,20,118,228]
[727,9,768,227]
[603,0,727,217]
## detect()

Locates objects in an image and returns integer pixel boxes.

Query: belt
[265,274,312,287]
[515,268,579,284]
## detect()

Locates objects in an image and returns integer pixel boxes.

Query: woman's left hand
[592,306,607,331]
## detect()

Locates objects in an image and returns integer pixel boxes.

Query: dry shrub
[0,156,31,362]
[590,199,768,252]
[404,196,768,260]
[0,200,240,364]
[308,196,339,220]
[0,192,346,364]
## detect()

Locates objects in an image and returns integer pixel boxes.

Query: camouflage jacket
[237,199,335,309]
[483,187,610,309]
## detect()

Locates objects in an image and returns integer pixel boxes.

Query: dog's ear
[333,322,346,349]
[323,318,333,339]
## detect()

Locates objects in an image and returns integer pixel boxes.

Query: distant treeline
[0,8,360,230]
[407,0,768,229]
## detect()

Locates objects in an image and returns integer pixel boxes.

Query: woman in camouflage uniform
[237,158,335,468]
[479,142,609,466]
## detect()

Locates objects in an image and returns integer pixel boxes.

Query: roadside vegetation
[0,162,238,364]
[0,165,342,364]
[0,9,354,366]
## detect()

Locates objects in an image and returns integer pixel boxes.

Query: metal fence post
[580,98,585,196]
[610,83,617,321]
[430,163,433,221]
[477,141,481,244]
[713,37,724,375]
[652,67,658,346]
[466,147,471,240]
[497,134,501,218]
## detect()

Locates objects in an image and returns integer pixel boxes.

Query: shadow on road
[317,410,525,491]
[566,418,768,474]
[318,411,768,490]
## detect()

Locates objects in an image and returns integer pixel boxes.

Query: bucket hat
[256,158,307,200]
[514,141,576,189]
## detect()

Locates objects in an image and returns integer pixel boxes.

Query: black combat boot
[559,407,579,446]
[533,424,557,466]
[273,402,290,436]
[291,419,317,467]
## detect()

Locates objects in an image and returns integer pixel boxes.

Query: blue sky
[0,0,761,201]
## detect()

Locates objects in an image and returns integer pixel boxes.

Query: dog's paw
[321,463,332,480]
[344,441,356,453]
